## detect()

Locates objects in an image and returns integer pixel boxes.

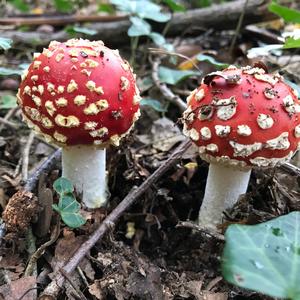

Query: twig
[24,220,60,276]
[151,58,187,112]
[278,162,300,177]
[229,0,249,56]
[176,221,225,241]
[39,139,192,299]
[25,227,37,299]
[59,269,88,300]
[0,116,19,130]
[0,107,19,132]
[24,149,61,192]
[22,132,35,182]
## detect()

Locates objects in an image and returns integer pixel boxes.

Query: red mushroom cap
[17,39,141,147]
[182,65,300,169]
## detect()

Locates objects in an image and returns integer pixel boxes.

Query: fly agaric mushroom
[17,39,141,208]
[182,65,300,229]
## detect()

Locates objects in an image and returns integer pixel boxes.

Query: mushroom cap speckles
[18,38,140,147]
[182,65,300,168]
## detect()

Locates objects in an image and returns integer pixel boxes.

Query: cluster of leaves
[52,177,86,228]
[7,0,82,13]
[247,2,300,58]
[110,0,174,51]
[222,212,300,300]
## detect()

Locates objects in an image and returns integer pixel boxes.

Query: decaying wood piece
[0,0,276,46]
[0,14,127,26]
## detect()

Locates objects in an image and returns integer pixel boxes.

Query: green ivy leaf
[53,195,86,228]
[66,26,97,36]
[111,0,171,22]
[158,66,200,85]
[283,37,300,49]
[134,1,171,22]
[222,212,300,300]
[53,177,74,195]
[0,38,13,51]
[196,54,229,69]
[140,98,167,112]
[54,0,73,13]
[0,95,17,109]
[163,0,186,12]
[268,2,300,23]
[128,17,151,37]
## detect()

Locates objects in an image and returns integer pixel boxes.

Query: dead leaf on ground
[0,276,36,300]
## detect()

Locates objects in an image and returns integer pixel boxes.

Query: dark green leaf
[140,98,167,112]
[222,212,300,300]
[54,0,73,13]
[163,0,186,12]
[57,195,80,211]
[158,66,200,85]
[128,17,151,37]
[283,37,300,49]
[8,0,29,12]
[53,177,74,195]
[98,3,115,14]
[196,0,212,8]
[0,38,13,50]
[61,211,86,228]
[268,2,300,23]
[0,95,17,109]
[196,54,229,69]
[53,195,86,228]
[66,26,97,36]
[285,79,300,99]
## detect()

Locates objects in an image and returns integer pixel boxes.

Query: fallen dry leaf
[0,276,36,300]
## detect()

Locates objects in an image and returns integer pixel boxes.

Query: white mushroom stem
[198,163,251,229]
[62,145,107,208]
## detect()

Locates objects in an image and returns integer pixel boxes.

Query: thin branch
[25,220,60,276]
[0,107,19,132]
[151,58,187,112]
[229,0,249,55]
[39,139,192,299]
[0,116,19,130]
[176,221,225,241]
[24,149,61,192]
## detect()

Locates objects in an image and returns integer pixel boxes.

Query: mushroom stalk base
[62,146,107,208]
[198,163,251,229]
